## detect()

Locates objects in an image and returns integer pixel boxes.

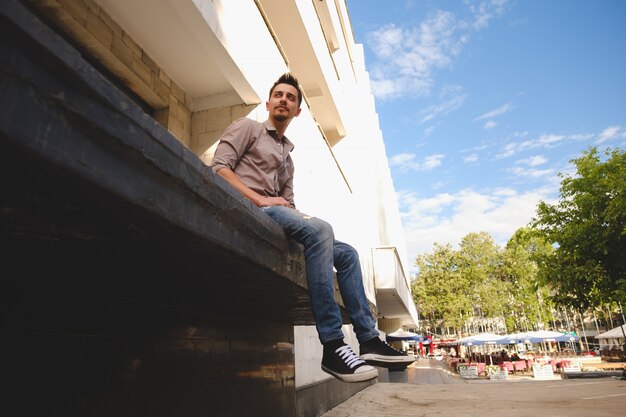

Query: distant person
[210,73,414,382]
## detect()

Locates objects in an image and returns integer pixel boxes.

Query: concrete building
[1,1,418,416]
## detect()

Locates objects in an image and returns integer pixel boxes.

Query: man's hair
[269,73,303,106]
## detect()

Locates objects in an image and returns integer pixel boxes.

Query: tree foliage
[532,147,626,309]
[412,243,470,333]
[411,230,553,335]
[501,227,554,330]
[457,232,505,319]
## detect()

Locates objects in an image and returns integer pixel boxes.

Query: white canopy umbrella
[386,328,428,342]
[595,324,626,348]
[455,333,508,365]
[524,330,578,343]
[459,333,508,346]
[500,332,531,344]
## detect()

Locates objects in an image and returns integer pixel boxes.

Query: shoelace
[336,345,366,369]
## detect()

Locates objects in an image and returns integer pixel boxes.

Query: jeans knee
[308,217,334,242]
[336,242,359,265]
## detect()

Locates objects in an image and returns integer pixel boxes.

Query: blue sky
[346,0,626,263]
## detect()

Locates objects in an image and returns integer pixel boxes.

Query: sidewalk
[320,359,626,417]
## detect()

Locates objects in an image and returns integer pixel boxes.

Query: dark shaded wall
[3,285,295,417]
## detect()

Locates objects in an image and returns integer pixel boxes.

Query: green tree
[412,230,561,336]
[413,232,514,336]
[501,227,553,331]
[412,243,471,335]
[456,232,507,326]
[532,147,626,309]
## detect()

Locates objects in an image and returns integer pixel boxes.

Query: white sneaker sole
[321,365,378,383]
[361,353,416,365]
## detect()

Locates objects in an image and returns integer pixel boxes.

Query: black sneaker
[322,344,378,383]
[360,337,416,368]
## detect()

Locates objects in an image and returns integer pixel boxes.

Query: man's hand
[216,168,293,208]
[257,196,292,207]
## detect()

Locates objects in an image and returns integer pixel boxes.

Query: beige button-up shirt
[210,118,296,207]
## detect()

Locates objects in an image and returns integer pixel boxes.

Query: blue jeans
[262,206,379,344]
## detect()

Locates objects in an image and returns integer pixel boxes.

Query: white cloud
[366,12,457,100]
[496,133,566,158]
[496,126,620,159]
[367,24,404,59]
[496,142,519,159]
[389,153,415,165]
[474,102,513,130]
[461,143,490,153]
[475,103,513,121]
[493,187,517,196]
[484,120,497,130]
[397,183,557,262]
[365,2,509,100]
[516,155,547,167]
[569,133,595,141]
[369,79,402,99]
[537,134,566,145]
[423,154,445,169]
[508,166,554,179]
[596,125,623,143]
[418,85,466,124]
[463,153,479,163]
[430,181,447,190]
[403,191,455,212]
[469,0,511,29]
[389,153,445,172]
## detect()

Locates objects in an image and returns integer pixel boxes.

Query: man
[210,73,414,382]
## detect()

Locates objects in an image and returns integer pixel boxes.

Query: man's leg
[262,206,344,342]
[333,241,415,368]
[261,206,377,382]
[333,241,379,344]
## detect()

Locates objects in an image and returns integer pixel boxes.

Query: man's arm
[216,167,291,208]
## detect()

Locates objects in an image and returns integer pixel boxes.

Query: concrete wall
[31,0,194,145]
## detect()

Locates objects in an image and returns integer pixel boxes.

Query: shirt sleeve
[210,118,256,173]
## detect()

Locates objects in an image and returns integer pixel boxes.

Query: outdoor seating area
[447,354,592,376]
[433,330,626,380]
[596,324,626,361]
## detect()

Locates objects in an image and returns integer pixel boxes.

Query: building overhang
[372,247,419,327]
[94,0,259,110]
[256,0,346,144]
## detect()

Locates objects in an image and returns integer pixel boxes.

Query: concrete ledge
[563,371,624,379]
[296,376,376,417]
[0,0,334,325]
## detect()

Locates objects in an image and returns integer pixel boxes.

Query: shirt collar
[263,120,295,151]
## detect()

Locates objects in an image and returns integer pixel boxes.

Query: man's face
[267,83,301,123]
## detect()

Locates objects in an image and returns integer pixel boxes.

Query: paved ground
[320,359,626,417]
